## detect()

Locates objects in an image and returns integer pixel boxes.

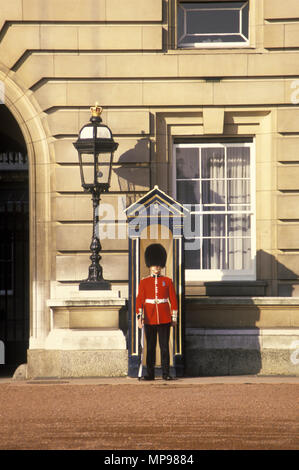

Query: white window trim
[177,0,250,49]
[173,141,256,282]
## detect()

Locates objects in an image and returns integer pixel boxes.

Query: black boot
[162,375,174,381]
[143,375,155,381]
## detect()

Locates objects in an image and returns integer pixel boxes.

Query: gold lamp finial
[90,102,103,118]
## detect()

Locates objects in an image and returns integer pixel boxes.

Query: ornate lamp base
[79,279,111,290]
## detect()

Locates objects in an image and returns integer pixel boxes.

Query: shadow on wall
[260,250,297,297]
[185,250,298,376]
[113,138,149,207]
[185,297,263,377]
[199,250,296,297]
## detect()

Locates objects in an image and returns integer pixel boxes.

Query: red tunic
[136,275,178,325]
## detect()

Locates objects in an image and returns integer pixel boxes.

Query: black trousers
[144,323,171,378]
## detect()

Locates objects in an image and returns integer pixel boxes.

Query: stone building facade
[0,0,299,377]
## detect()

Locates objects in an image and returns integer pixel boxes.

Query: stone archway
[0,105,29,371]
[0,67,52,374]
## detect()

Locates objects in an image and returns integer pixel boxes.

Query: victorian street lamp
[73,104,118,290]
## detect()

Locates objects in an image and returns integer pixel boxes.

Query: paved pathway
[0,375,298,452]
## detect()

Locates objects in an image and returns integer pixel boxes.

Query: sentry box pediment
[125,185,189,240]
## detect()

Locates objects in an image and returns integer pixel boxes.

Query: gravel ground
[0,377,298,451]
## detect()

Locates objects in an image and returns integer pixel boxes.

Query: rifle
[138,323,144,381]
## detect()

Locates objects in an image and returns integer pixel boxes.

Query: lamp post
[73,104,118,290]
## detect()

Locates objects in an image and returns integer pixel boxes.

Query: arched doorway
[0,105,29,375]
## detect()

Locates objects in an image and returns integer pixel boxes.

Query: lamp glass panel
[97,126,112,139]
[96,152,113,185]
[80,153,95,186]
[79,126,94,139]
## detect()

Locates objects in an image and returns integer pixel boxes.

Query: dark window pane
[185,240,201,269]
[186,10,240,35]
[202,238,227,269]
[176,147,199,179]
[201,147,225,178]
[228,215,251,237]
[178,2,249,46]
[202,180,226,208]
[227,146,250,178]
[203,214,226,237]
[228,237,251,270]
[177,181,200,205]
[227,180,250,208]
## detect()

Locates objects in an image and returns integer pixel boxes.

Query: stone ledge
[186,296,299,305]
[186,328,299,350]
[44,328,127,350]
[47,289,126,307]
[186,282,267,297]
[186,298,299,328]
[186,327,299,335]
[185,349,299,377]
[27,349,128,379]
[185,328,299,376]
[47,293,127,329]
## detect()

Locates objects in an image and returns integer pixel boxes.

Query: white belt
[145,298,168,304]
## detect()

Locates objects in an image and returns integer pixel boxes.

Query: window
[177,1,249,48]
[173,142,255,281]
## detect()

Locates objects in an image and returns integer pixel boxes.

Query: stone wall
[1,1,299,370]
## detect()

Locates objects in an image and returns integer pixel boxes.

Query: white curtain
[201,147,226,269]
[226,146,251,270]
[201,146,251,270]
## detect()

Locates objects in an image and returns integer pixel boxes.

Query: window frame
[176,0,250,49]
[173,141,256,281]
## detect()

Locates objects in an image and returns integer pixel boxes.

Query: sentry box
[125,185,189,378]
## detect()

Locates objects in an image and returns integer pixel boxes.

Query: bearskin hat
[145,243,167,268]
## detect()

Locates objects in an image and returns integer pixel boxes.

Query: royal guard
[136,243,178,380]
